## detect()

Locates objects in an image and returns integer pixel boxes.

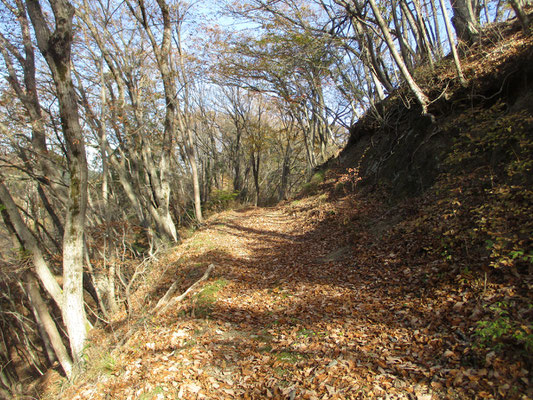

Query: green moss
[296,328,317,338]
[193,278,228,317]
[274,367,290,377]
[310,170,326,185]
[300,169,328,196]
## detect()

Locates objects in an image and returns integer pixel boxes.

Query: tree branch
[153,264,215,315]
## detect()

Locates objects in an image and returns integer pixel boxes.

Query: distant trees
[218,0,528,123]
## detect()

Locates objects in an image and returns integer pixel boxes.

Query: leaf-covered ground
[53,180,531,400]
[38,22,533,400]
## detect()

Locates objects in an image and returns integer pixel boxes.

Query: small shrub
[300,170,326,195]
[474,302,533,353]
[207,190,239,211]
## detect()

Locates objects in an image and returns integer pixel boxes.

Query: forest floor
[37,21,533,400]
[53,180,531,400]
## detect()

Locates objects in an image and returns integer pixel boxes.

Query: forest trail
[65,195,529,400]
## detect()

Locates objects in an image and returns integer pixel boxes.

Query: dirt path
[66,199,526,400]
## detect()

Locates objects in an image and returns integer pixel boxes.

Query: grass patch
[297,328,317,338]
[193,278,228,317]
[300,170,327,195]
[275,350,306,364]
[178,226,197,240]
[251,330,274,343]
[138,386,164,400]
[317,193,328,203]
[274,367,290,377]
[310,170,326,185]
[186,236,216,252]
[258,344,273,353]
[80,339,123,381]
[98,353,119,375]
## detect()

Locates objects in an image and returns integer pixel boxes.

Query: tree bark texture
[450,0,481,45]
[367,0,431,115]
[26,0,89,366]
[26,275,73,378]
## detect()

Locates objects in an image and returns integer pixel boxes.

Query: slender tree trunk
[251,152,261,206]
[30,300,58,366]
[440,0,468,85]
[368,0,431,115]
[26,0,89,367]
[0,181,64,309]
[400,0,425,62]
[187,135,204,223]
[429,0,444,56]
[97,58,119,314]
[412,0,436,68]
[369,66,386,101]
[233,128,243,193]
[393,0,415,72]
[279,140,291,201]
[26,275,73,378]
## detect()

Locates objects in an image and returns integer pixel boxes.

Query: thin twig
[153,264,215,315]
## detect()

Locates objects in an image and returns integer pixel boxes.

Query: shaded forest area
[0,0,532,398]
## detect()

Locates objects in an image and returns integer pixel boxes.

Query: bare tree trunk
[509,0,531,33]
[429,0,444,56]
[412,0,436,68]
[0,181,64,309]
[348,8,394,93]
[26,275,73,378]
[0,0,67,239]
[176,17,203,224]
[400,0,426,63]
[450,0,481,46]
[97,59,119,315]
[128,0,192,231]
[233,128,243,193]
[367,0,431,116]
[440,0,468,85]
[187,134,204,223]
[251,152,261,206]
[393,0,415,71]
[279,140,291,201]
[26,0,89,367]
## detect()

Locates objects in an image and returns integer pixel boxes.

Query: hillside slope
[45,193,530,399]
[336,20,533,198]
[40,21,533,400]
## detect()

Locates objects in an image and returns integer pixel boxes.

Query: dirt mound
[333,22,533,199]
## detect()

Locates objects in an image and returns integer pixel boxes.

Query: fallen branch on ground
[116,264,216,349]
[152,264,215,316]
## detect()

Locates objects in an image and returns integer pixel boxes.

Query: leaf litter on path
[66,196,531,400]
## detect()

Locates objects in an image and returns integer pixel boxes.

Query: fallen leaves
[61,189,532,400]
